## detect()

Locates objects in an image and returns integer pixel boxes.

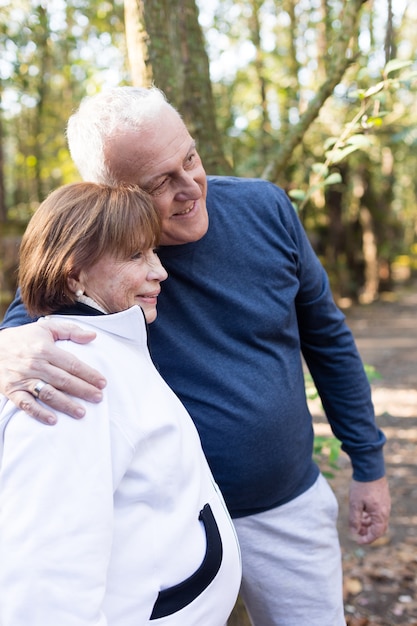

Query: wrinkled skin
[0,319,105,425]
[349,476,391,545]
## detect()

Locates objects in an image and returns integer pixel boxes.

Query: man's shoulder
[0,287,38,329]
[207,174,273,188]
[206,176,292,214]
[207,175,286,199]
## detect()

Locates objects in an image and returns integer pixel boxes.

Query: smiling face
[105,105,209,246]
[75,249,168,323]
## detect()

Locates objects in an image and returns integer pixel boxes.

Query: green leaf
[351,88,367,101]
[364,364,382,383]
[347,134,372,147]
[365,116,384,128]
[304,373,319,400]
[363,81,385,98]
[313,435,341,469]
[311,162,329,177]
[384,59,413,76]
[401,69,417,81]
[326,145,359,164]
[288,189,306,201]
[324,137,338,150]
[323,172,342,186]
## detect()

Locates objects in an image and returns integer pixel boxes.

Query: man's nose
[174,172,202,201]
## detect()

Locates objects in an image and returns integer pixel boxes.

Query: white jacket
[0,306,241,626]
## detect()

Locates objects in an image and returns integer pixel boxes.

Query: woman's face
[76,248,168,323]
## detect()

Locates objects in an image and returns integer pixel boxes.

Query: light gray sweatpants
[232,474,347,626]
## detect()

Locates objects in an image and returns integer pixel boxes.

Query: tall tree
[0,82,6,223]
[124,0,152,86]
[266,0,370,184]
[124,0,232,174]
[0,0,127,209]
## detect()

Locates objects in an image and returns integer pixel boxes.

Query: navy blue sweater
[2,176,386,518]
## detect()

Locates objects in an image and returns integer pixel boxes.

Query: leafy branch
[264,0,370,183]
[289,59,415,211]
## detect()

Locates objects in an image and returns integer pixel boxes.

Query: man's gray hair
[66,86,173,185]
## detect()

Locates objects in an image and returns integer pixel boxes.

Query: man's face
[106,106,209,246]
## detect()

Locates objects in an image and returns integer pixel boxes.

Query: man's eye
[150,178,168,195]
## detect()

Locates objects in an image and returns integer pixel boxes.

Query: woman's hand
[0,318,107,424]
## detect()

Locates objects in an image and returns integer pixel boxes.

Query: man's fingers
[349,505,388,542]
[11,390,59,425]
[4,356,106,403]
[36,350,107,395]
[26,361,105,417]
[349,476,391,545]
[37,364,105,406]
[34,320,107,390]
[352,519,386,545]
[10,372,104,424]
[37,317,98,344]
[0,320,107,422]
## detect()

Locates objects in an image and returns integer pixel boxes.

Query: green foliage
[1,0,416,305]
[363,364,382,384]
[0,0,127,211]
[199,0,417,299]
[313,436,342,478]
[304,372,320,402]
[289,60,416,213]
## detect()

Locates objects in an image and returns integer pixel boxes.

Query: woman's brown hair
[19,182,161,316]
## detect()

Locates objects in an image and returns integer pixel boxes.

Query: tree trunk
[0,83,6,222]
[124,0,152,87]
[248,0,272,161]
[359,205,379,303]
[125,0,232,175]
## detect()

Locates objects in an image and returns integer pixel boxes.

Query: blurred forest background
[0,0,416,318]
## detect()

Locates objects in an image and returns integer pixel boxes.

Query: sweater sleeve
[0,287,37,328]
[0,395,114,626]
[284,198,386,481]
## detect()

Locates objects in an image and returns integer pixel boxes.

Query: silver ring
[33,380,47,398]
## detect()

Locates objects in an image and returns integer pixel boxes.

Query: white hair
[66,86,175,185]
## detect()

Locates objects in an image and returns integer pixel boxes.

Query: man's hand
[349,476,391,544]
[0,318,107,425]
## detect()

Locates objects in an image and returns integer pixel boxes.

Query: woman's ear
[67,269,86,295]
[67,275,80,295]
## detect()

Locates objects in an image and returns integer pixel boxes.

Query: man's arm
[296,269,391,544]
[279,196,391,544]
[0,319,106,424]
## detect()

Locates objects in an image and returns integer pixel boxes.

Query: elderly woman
[0,183,241,626]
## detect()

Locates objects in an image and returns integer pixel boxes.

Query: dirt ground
[319,280,417,626]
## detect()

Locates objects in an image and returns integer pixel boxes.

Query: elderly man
[0,86,390,626]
